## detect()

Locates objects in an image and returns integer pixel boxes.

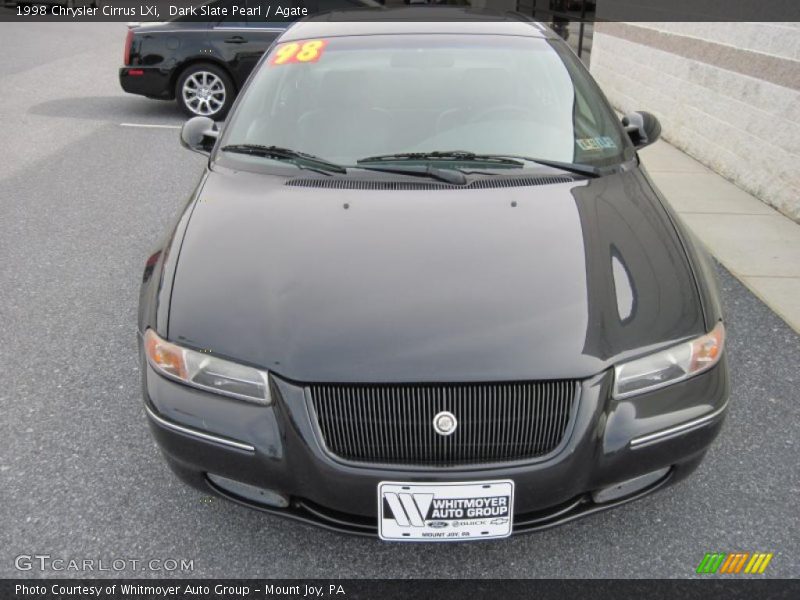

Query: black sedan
[138,12,729,540]
[119,0,381,118]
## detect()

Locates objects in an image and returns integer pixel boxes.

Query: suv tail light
[123,28,134,66]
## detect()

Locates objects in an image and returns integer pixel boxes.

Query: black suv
[119,0,380,118]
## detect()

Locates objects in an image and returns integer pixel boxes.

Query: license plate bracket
[378,480,514,541]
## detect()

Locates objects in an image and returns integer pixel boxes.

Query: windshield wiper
[493,155,605,178]
[436,153,605,178]
[356,163,467,185]
[220,144,347,174]
[357,151,524,168]
[358,151,605,178]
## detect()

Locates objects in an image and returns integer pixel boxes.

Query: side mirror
[622,111,661,149]
[180,116,219,155]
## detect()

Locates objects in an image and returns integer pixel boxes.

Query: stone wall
[590,22,800,222]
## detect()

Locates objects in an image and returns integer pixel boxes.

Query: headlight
[612,322,725,399]
[144,329,271,405]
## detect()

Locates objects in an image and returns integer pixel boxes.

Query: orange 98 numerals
[269,40,328,66]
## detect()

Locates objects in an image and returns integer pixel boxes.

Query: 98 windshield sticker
[378,481,514,541]
[269,40,328,66]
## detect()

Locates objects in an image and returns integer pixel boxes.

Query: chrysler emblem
[433,411,457,436]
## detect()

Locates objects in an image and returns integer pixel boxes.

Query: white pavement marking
[120,123,182,129]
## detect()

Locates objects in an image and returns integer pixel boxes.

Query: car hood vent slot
[285,175,574,190]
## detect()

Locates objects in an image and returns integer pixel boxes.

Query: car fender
[138,170,209,337]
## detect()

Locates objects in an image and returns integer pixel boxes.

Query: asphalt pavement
[1,23,798,579]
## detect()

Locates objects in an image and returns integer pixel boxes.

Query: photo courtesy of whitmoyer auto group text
[0,0,798,598]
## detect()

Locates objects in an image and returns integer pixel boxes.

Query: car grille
[308,380,578,466]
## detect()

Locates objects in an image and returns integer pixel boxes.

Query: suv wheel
[176,63,234,119]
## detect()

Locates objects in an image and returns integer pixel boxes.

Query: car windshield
[219,33,632,171]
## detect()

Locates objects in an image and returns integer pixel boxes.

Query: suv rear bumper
[119,66,174,99]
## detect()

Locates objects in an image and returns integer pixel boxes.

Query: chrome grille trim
[307,381,579,467]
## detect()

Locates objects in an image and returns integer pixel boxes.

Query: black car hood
[167,167,704,383]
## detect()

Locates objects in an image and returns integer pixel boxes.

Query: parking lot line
[120,123,182,129]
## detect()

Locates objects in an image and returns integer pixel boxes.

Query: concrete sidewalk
[641,141,800,333]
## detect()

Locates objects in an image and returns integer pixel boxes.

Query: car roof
[279,7,556,43]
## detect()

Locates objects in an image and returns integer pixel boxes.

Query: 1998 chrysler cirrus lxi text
[138,12,729,541]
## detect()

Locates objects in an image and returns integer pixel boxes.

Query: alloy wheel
[182,71,226,117]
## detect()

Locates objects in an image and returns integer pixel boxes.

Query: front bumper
[142,355,729,535]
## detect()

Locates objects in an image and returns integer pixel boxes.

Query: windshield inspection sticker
[269,40,328,66]
[576,136,617,151]
[378,480,514,541]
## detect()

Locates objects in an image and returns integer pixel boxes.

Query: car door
[209,1,285,89]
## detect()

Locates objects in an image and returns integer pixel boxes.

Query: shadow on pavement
[28,94,185,124]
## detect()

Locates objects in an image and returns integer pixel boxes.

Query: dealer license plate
[378,480,514,541]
